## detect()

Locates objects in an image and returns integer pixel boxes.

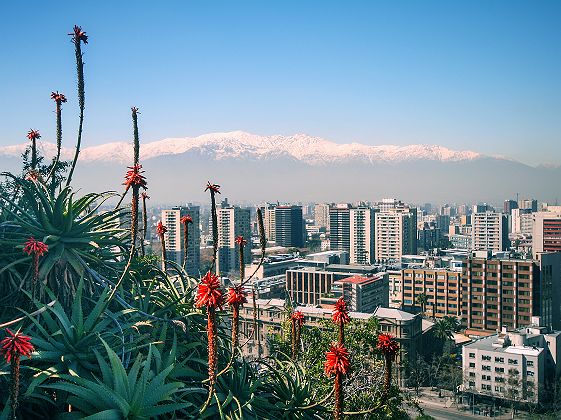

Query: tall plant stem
[66,39,85,186]
[9,355,20,420]
[334,371,342,420]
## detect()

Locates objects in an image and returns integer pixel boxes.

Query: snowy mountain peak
[0,131,483,165]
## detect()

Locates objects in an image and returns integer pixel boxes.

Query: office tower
[216,205,251,276]
[400,267,462,318]
[161,206,200,276]
[262,203,276,242]
[462,253,561,333]
[504,199,518,214]
[314,203,331,230]
[330,273,389,312]
[532,210,561,257]
[274,205,304,248]
[435,214,451,231]
[349,207,376,264]
[417,222,442,252]
[374,207,417,261]
[471,212,509,253]
[329,204,351,253]
[519,198,538,212]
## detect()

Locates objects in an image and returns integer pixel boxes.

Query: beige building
[471,211,509,253]
[161,206,200,276]
[349,207,376,265]
[314,203,331,230]
[374,207,417,261]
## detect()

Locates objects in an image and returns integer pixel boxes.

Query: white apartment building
[511,208,533,236]
[217,206,252,276]
[463,321,561,404]
[314,203,331,230]
[374,208,417,261]
[471,212,509,253]
[262,203,276,242]
[349,207,376,265]
[161,206,200,276]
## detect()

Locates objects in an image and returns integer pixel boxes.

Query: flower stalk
[205,181,220,273]
[141,192,149,256]
[377,333,400,395]
[1,329,34,420]
[180,215,193,270]
[26,130,41,171]
[195,272,224,394]
[332,297,350,346]
[291,310,304,359]
[48,91,67,193]
[66,25,88,186]
[226,285,247,350]
[23,237,48,300]
[324,343,350,420]
[157,221,167,271]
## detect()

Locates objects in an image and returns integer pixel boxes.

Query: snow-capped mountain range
[0,131,483,165]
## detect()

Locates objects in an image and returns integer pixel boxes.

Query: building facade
[329,274,389,313]
[471,212,509,253]
[349,207,376,265]
[216,206,252,276]
[329,204,351,254]
[161,205,200,276]
[275,205,304,248]
[374,207,417,261]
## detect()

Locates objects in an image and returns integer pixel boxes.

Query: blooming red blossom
[332,297,350,325]
[180,215,193,224]
[123,164,147,190]
[50,91,67,103]
[156,221,167,236]
[23,238,48,257]
[1,329,34,364]
[377,333,400,357]
[26,130,41,141]
[195,271,224,309]
[324,344,351,376]
[205,181,221,194]
[226,285,248,307]
[69,25,88,44]
[291,310,305,326]
[235,235,247,246]
[25,171,40,182]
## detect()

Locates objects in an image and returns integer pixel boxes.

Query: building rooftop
[374,307,416,321]
[335,274,385,285]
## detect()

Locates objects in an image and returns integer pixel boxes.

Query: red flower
[23,238,48,257]
[235,235,247,246]
[69,25,88,44]
[324,344,350,376]
[1,329,34,363]
[26,130,41,141]
[123,164,147,189]
[205,181,221,194]
[50,91,67,103]
[195,272,224,309]
[226,285,248,306]
[291,310,305,326]
[332,297,350,325]
[377,333,400,357]
[25,171,40,182]
[180,215,193,224]
[156,221,167,236]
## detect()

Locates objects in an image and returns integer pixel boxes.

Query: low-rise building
[326,273,389,313]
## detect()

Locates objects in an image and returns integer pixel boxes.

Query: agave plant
[44,338,188,418]
[0,175,126,307]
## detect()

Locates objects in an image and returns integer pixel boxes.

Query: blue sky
[0,1,559,165]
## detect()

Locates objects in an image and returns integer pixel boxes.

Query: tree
[416,293,428,315]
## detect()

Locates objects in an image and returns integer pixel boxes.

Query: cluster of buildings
[152,196,561,407]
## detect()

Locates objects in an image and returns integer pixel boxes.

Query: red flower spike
[123,164,147,190]
[332,297,350,325]
[195,271,224,309]
[377,333,400,357]
[156,221,167,236]
[26,130,41,141]
[226,285,248,307]
[235,235,247,246]
[0,329,34,364]
[50,91,67,103]
[23,237,48,257]
[324,343,350,376]
[180,215,193,224]
[205,181,221,194]
[69,25,88,44]
[291,310,305,326]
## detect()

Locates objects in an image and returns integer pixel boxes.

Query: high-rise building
[329,204,351,254]
[511,208,533,236]
[216,205,251,276]
[314,203,331,230]
[504,199,518,214]
[374,207,417,261]
[329,274,389,313]
[349,207,376,264]
[161,206,200,276]
[519,198,538,212]
[532,210,561,257]
[274,205,304,248]
[471,212,509,253]
[462,253,561,334]
[262,203,276,242]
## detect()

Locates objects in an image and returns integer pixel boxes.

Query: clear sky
[1,1,559,166]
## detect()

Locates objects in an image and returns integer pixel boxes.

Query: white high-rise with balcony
[349,207,376,264]
[161,206,200,276]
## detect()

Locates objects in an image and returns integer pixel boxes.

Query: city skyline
[0,1,560,166]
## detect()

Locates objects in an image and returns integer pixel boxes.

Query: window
[495,377,504,383]
[481,384,491,391]
[527,371,534,377]
[469,372,475,377]
[482,355,491,361]
[482,365,491,371]
[470,362,476,368]
[495,367,504,373]
[482,375,491,381]
[527,360,534,367]
[495,357,504,363]
[508,359,518,365]
[469,381,475,387]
